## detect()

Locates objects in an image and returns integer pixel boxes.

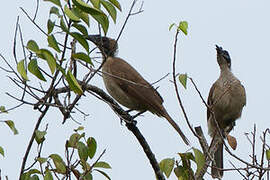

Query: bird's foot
[122,118,137,125]
[126,109,135,113]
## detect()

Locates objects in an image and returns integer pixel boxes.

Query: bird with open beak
[207,45,246,178]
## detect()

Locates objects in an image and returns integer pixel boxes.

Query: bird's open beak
[215,44,223,52]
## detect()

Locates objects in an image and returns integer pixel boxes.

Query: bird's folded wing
[109,58,165,115]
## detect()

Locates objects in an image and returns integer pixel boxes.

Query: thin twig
[19,104,50,178]
[189,77,209,108]
[13,16,19,64]
[229,161,248,180]
[171,30,197,137]
[151,73,170,86]
[0,103,24,114]
[116,0,143,43]
[33,0,40,21]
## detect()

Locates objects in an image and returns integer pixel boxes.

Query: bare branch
[19,104,51,178]
[171,30,197,138]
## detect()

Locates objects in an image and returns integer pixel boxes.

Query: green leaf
[94,161,111,169]
[72,52,93,65]
[72,0,108,34]
[72,23,88,36]
[44,170,53,180]
[56,63,66,76]
[20,169,41,180]
[72,0,103,15]
[35,130,46,144]
[48,35,61,53]
[87,137,97,158]
[27,169,41,175]
[159,158,174,178]
[74,126,84,132]
[28,59,46,81]
[44,0,61,7]
[70,32,89,52]
[64,5,80,21]
[90,0,100,8]
[17,59,29,81]
[178,21,188,35]
[72,7,90,26]
[91,14,109,35]
[49,6,60,17]
[0,146,4,157]
[66,70,83,95]
[83,172,93,180]
[68,133,80,148]
[94,169,111,180]
[4,120,18,135]
[27,40,39,52]
[266,149,270,160]
[178,152,193,168]
[47,19,55,34]
[30,175,39,180]
[101,0,117,23]
[174,165,190,180]
[60,17,69,32]
[0,106,8,113]
[178,73,187,89]
[169,23,176,31]
[37,157,47,164]
[39,49,57,74]
[193,148,205,174]
[80,132,86,139]
[49,154,66,174]
[21,172,30,180]
[77,141,88,162]
[178,152,194,162]
[108,0,121,11]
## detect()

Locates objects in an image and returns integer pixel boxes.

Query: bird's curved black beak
[86,34,103,44]
[215,45,223,54]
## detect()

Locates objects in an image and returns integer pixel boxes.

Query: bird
[207,45,246,178]
[86,35,189,145]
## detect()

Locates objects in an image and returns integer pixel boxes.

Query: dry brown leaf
[227,134,237,150]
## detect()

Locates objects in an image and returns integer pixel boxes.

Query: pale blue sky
[0,0,270,179]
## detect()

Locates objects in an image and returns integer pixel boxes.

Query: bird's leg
[126,109,135,113]
[121,110,146,126]
[119,109,140,125]
[121,118,137,125]
[132,110,147,119]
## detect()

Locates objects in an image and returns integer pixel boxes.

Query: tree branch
[19,104,50,178]
[54,83,166,180]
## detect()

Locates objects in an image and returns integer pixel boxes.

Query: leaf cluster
[21,127,111,180]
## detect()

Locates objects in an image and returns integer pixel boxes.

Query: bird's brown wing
[106,57,190,145]
[241,84,247,106]
[108,57,165,116]
[207,83,216,120]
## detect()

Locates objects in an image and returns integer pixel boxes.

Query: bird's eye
[222,51,230,60]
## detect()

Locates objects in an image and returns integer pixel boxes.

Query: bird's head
[86,35,118,57]
[215,45,231,69]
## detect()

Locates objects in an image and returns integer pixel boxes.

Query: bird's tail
[212,143,224,178]
[163,112,190,145]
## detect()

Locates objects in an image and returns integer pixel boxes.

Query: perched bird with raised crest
[207,45,246,178]
[86,35,189,145]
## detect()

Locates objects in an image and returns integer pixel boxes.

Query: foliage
[1,0,270,179]
[21,128,111,179]
[1,0,121,179]
[19,0,121,94]
[159,149,205,180]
